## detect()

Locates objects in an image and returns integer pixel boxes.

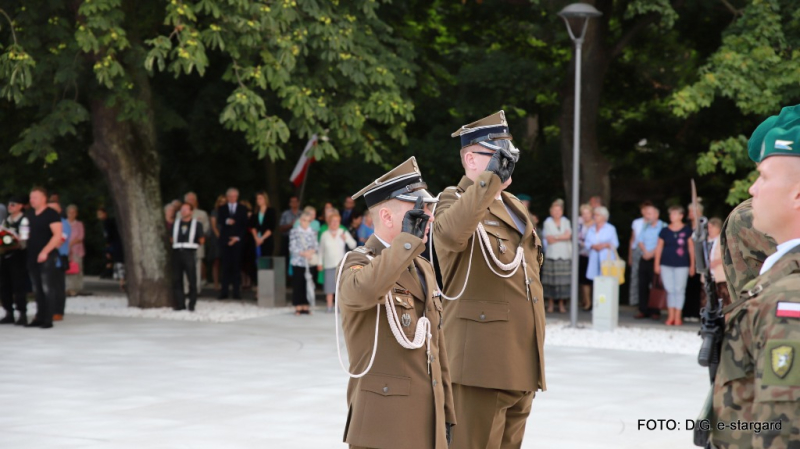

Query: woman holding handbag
[654,205,695,326]
[584,207,619,283]
[289,211,319,315]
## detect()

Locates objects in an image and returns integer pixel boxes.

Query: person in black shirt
[0,196,30,325]
[249,192,277,259]
[23,188,63,329]
[171,203,205,311]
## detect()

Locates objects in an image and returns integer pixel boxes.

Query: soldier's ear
[463,151,476,171]
[378,207,393,228]
[791,180,800,212]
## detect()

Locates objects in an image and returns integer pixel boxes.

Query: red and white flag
[776,302,800,319]
[289,134,318,188]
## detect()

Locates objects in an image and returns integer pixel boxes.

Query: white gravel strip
[30,297,701,354]
[31,296,293,323]
[544,320,700,355]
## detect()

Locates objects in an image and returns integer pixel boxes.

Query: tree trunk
[559,0,613,210]
[87,76,171,308]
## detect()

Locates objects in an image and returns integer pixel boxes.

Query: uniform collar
[375,234,391,248]
[760,238,800,275]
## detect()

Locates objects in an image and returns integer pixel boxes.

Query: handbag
[600,248,626,285]
[648,274,668,310]
[66,261,80,275]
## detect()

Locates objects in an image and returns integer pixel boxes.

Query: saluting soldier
[337,157,456,449]
[712,105,800,448]
[433,111,546,449]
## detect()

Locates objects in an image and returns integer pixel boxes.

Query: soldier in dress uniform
[711,105,800,448]
[432,111,546,449]
[337,157,456,449]
[0,196,30,325]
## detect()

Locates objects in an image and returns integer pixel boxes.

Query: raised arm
[433,172,502,253]
[338,233,424,312]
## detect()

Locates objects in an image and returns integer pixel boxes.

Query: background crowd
[0,182,722,326]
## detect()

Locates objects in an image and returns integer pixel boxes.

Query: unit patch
[771,345,794,379]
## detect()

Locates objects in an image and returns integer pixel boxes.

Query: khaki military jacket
[433,171,546,392]
[712,245,800,448]
[338,233,456,449]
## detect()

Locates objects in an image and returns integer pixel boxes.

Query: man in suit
[433,111,546,449]
[217,187,248,299]
[338,157,455,449]
[341,196,356,227]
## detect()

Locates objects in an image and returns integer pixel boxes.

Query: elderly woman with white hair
[584,206,620,282]
[542,199,572,313]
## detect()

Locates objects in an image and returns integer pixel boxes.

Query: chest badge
[771,345,794,379]
[498,240,507,254]
[401,313,412,327]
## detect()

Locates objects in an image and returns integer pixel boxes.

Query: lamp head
[558,3,602,41]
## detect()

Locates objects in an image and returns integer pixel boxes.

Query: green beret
[748,104,800,162]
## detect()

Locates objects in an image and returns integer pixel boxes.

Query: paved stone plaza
[1,310,708,448]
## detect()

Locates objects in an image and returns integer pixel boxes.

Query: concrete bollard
[257,257,287,308]
[592,276,619,331]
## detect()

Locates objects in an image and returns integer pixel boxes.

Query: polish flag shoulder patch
[776,302,800,319]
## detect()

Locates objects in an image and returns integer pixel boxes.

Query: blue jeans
[661,265,689,310]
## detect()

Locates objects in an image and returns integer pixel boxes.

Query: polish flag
[289,135,318,188]
[776,302,800,319]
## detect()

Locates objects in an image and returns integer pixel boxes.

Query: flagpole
[298,162,311,207]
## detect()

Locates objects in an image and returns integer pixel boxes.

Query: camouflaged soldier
[720,198,776,305]
[712,105,800,449]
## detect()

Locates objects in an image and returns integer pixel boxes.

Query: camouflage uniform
[720,198,776,304]
[711,245,800,448]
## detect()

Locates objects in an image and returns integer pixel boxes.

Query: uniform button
[480,181,486,187]
[433,380,437,387]
[383,386,389,394]
[479,313,486,321]
[404,243,412,250]
[533,297,538,303]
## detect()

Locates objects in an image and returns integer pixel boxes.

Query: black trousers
[291,266,317,306]
[1,252,28,314]
[220,242,242,298]
[638,258,659,316]
[28,253,58,325]
[54,263,66,315]
[173,249,197,310]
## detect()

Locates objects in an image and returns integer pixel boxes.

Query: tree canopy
[2,0,797,305]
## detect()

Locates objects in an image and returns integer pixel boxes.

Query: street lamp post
[558,3,602,328]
